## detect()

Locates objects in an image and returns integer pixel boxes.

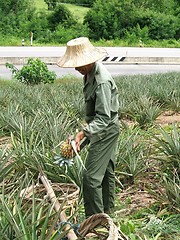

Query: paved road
[1,64,180,80]
[0,46,180,57]
[0,46,179,79]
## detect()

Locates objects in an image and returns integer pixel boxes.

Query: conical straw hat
[57,37,108,68]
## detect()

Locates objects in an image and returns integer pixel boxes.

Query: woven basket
[20,182,79,215]
[79,213,129,240]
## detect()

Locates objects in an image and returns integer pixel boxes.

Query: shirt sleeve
[83,82,111,137]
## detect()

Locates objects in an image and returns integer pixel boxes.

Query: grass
[33,0,48,10]
[62,3,89,23]
[94,38,180,48]
[33,0,89,23]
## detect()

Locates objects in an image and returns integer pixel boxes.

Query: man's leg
[102,128,119,213]
[102,159,115,213]
[83,125,119,217]
[83,140,108,217]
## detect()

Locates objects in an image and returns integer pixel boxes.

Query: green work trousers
[83,123,119,217]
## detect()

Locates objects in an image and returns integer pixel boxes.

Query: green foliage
[6,58,56,85]
[0,174,70,240]
[161,172,180,212]
[57,0,95,7]
[131,0,178,14]
[84,0,180,41]
[143,214,180,237]
[116,126,149,184]
[0,145,14,183]
[129,96,162,129]
[0,81,85,186]
[21,11,49,41]
[52,24,89,44]
[0,0,31,15]
[84,0,123,40]
[120,220,135,236]
[135,9,180,40]
[34,0,48,10]
[124,25,149,44]
[0,0,35,36]
[0,34,22,46]
[0,0,180,45]
[33,5,88,44]
[166,90,180,113]
[48,4,77,31]
[154,124,180,174]
[44,0,58,10]
[62,3,90,23]
[116,72,180,119]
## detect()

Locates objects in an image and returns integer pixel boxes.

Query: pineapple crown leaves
[54,155,74,168]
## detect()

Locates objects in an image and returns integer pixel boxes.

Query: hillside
[33,0,89,23]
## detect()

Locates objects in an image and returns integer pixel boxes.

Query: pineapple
[60,141,75,159]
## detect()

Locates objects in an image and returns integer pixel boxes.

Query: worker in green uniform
[57,37,120,217]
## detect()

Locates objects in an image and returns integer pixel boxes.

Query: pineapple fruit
[60,141,75,159]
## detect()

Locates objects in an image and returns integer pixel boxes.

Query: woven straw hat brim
[57,37,108,68]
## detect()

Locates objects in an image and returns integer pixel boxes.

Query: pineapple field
[0,71,180,239]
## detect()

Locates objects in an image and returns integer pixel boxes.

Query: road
[1,64,180,80]
[0,46,180,57]
[0,46,179,80]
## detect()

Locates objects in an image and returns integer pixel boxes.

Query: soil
[116,188,157,215]
[156,111,180,125]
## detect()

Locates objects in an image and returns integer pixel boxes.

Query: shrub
[135,9,180,40]
[48,4,77,31]
[6,58,56,85]
[54,24,89,44]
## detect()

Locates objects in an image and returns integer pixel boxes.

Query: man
[57,37,120,217]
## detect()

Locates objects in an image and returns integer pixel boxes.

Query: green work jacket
[83,62,119,144]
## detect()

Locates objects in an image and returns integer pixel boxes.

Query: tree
[44,0,58,10]
[83,0,180,40]
[0,0,35,36]
[135,9,180,40]
[0,0,31,15]
[84,0,137,40]
[48,4,77,31]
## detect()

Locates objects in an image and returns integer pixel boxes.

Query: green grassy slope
[33,0,89,23]
[33,0,48,10]
[63,3,89,23]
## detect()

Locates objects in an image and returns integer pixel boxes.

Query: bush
[135,9,180,40]
[84,0,180,41]
[6,58,56,85]
[53,24,89,43]
[48,4,77,31]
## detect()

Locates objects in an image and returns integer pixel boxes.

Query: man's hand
[75,131,85,152]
